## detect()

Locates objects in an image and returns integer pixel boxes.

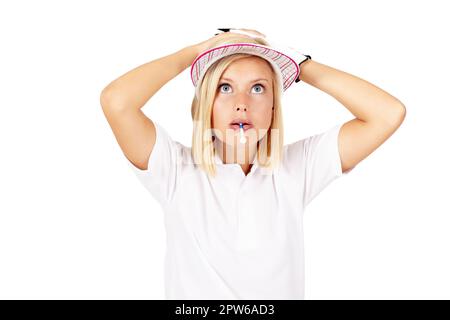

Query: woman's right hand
[192,28,266,57]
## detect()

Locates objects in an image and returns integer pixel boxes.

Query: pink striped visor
[190,42,300,99]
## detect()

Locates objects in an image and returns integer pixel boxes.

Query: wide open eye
[218,83,231,93]
[218,83,265,94]
[252,84,265,93]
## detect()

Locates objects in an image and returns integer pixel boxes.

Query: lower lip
[229,124,253,131]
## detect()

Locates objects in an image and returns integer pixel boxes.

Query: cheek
[254,94,273,112]
[212,103,229,128]
[255,104,274,126]
[258,115,273,132]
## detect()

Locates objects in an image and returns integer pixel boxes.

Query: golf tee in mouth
[239,123,247,144]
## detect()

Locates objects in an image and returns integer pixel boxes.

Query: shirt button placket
[235,179,249,250]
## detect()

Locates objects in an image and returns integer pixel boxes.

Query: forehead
[220,56,273,81]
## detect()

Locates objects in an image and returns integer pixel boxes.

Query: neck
[213,137,257,165]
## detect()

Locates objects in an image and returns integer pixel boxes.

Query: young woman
[100,28,406,300]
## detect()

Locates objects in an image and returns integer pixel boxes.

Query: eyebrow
[219,77,269,83]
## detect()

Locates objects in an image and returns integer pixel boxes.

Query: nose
[234,92,251,112]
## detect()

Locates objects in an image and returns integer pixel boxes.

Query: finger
[229,29,266,39]
[238,28,266,37]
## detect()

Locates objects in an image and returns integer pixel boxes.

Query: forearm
[299,59,406,124]
[100,45,198,112]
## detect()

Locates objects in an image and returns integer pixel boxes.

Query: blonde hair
[190,34,284,178]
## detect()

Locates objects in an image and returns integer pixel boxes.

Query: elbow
[396,102,406,122]
[100,89,124,112]
[100,88,112,108]
[387,102,407,127]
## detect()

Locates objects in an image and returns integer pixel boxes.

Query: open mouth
[229,123,253,131]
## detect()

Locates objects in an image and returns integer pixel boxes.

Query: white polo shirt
[126,120,353,300]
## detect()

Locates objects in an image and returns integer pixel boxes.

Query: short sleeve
[126,121,181,206]
[301,123,354,207]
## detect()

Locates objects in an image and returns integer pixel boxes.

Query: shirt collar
[213,148,259,169]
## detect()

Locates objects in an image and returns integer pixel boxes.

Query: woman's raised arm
[100,45,199,112]
[299,59,406,173]
[99,45,199,170]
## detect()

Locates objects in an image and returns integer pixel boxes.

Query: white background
[1,0,449,299]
